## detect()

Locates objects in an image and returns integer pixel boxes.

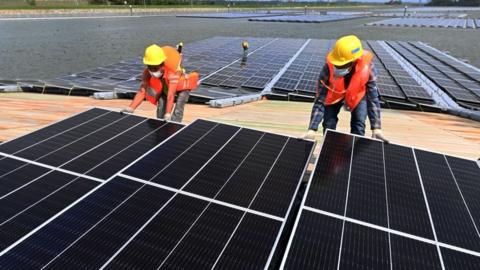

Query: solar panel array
[388,41,480,108]
[176,12,284,19]
[367,41,434,103]
[272,39,332,98]
[20,36,480,111]
[412,42,480,83]
[372,12,453,18]
[281,130,480,270]
[36,37,274,97]
[200,38,306,99]
[1,108,479,268]
[249,14,364,23]
[0,108,315,269]
[367,17,480,29]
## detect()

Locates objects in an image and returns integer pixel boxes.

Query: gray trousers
[156,91,190,122]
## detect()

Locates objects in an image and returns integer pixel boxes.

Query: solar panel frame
[0,112,315,269]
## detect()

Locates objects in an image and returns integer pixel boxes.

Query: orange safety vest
[322,51,373,110]
[144,46,199,105]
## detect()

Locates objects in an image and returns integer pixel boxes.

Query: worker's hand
[163,113,172,121]
[120,107,134,114]
[302,130,317,140]
[372,129,389,144]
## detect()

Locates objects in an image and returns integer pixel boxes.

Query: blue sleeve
[308,64,329,131]
[366,63,382,130]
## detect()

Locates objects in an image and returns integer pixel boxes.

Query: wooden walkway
[1,93,479,160]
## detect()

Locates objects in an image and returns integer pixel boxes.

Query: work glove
[163,113,172,121]
[120,107,134,114]
[372,129,389,144]
[302,130,316,140]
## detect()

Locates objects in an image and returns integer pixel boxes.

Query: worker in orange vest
[304,35,388,143]
[120,44,199,122]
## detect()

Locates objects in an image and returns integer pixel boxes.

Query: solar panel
[249,14,364,23]
[367,41,432,102]
[367,17,477,29]
[387,41,480,106]
[281,130,480,269]
[177,13,284,19]
[0,110,315,269]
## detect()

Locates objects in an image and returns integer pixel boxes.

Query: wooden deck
[1,92,479,160]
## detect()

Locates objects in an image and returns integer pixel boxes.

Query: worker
[304,35,388,142]
[120,44,199,122]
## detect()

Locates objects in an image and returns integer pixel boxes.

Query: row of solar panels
[176,12,288,19]
[249,14,364,23]
[388,41,480,109]
[0,108,479,269]
[372,12,461,18]
[20,37,480,110]
[367,18,480,29]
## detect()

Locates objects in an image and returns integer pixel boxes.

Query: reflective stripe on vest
[324,51,373,110]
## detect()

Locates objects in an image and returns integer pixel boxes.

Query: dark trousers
[322,98,367,135]
[156,91,190,122]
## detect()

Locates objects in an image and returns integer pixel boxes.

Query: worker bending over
[305,35,388,142]
[121,44,199,122]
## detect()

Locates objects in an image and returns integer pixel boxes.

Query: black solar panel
[367,40,431,102]
[387,41,480,106]
[281,130,480,269]
[0,110,314,269]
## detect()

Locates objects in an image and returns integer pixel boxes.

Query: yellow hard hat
[143,44,167,66]
[327,35,364,66]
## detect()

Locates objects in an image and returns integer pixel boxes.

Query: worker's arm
[366,63,389,142]
[125,70,148,112]
[165,71,180,117]
[308,64,329,132]
[366,63,381,130]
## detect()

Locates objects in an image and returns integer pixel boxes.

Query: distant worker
[304,35,388,142]
[120,44,199,122]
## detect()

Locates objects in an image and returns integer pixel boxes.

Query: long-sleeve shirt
[130,69,180,114]
[308,63,382,131]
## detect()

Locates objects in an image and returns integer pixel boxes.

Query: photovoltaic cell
[0,157,25,176]
[339,221,391,269]
[212,213,282,270]
[36,115,145,167]
[149,124,239,188]
[390,234,442,270]
[0,177,142,268]
[441,247,480,270]
[415,149,480,252]
[60,120,181,179]
[159,204,243,269]
[183,128,264,197]
[384,143,434,239]
[282,210,343,270]
[445,156,480,229]
[305,132,353,214]
[215,133,288,208]
[0,163,50,196]
[0,172,99,251]
[249,138,313,217]
[0,108,108,154]
[0,108,315,269]
[282,130,480,269]
[12,112,125,161]
[346,137,388,227]
[40,181,174,269]
[123,119,216,181]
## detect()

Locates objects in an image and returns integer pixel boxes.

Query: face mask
[333,66,351,77]
[149,70,162,78]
